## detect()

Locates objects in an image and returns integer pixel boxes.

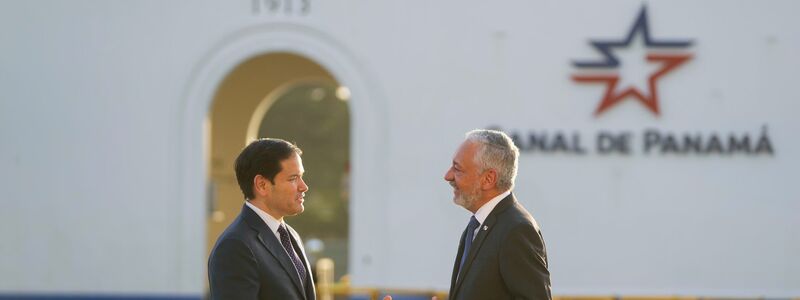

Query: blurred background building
[0,0,798,299]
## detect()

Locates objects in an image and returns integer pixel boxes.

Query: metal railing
[315,258,799,300]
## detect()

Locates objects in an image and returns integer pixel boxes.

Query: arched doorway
[206,52,350,279]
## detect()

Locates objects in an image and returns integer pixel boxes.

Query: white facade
[0,0,798,297]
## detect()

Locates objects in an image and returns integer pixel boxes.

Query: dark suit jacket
[449,193,551,300]
[208,205,316,300]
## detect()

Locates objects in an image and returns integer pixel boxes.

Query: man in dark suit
[208,138,315,300]
[443,129,551,300]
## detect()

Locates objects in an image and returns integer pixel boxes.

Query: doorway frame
[177,23,389,291]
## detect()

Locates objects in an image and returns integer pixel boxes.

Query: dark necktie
[458,216,480,275]
[278,225,307,284]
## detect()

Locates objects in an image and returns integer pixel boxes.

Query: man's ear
[253,175,272,198]
[481,169,498,190]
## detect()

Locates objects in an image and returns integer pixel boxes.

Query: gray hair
[465,129,520,191]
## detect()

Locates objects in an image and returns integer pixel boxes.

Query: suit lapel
[241,205,306,299]
[449,227,468,296]
[450,194,516,299]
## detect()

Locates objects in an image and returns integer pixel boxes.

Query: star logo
[572,6,693,116]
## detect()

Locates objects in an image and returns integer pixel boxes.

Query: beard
[452,183,481,210]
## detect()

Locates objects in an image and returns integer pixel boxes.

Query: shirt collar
[245,200,284,235]
[473,189,511,225]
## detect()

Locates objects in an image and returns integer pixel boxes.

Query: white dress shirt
[245,200,284,241]
[470,189,512,240]
[244,201,307,287]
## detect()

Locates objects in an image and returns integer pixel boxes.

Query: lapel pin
[483,225,488,230]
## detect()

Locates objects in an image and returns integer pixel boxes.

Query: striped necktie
[278,225,307,284]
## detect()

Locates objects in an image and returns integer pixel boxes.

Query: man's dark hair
[234,138,303,200]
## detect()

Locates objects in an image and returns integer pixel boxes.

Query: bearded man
[443,129,551,300]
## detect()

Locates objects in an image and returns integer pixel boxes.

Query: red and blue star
[572,6,693,116]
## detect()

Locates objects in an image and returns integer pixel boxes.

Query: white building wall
[0,0,797,297]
